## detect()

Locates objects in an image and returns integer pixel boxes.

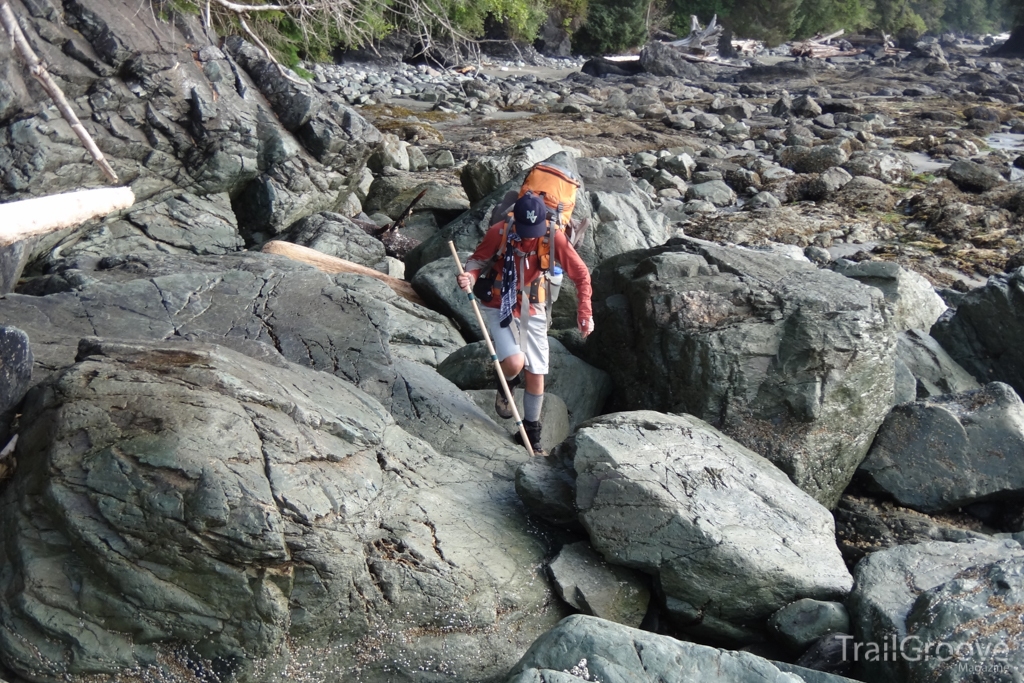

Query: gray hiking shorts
[483,304,549,375]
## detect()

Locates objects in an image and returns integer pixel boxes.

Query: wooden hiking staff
[447,240,534,457]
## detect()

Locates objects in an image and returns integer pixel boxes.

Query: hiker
[456,192,593,456]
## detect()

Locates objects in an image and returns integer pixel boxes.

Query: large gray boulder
[585,238,896,507]
[946,159,1006,193]
[571,411,852,640]
[831,260,946,333]
[232,156,347,239]
[932,268,1024,397]
[841,151,914,185]
[859,382,1024,513]
[280,211,385,267]
[639,40,705,79]
[436,339,612,430]
[896,329,981,398]
[0,252,542,478]
[410,253,483,342]
[0,339,565,682]
[848,538,1024,683]
[580,190,672,265]
[506,614,860,683]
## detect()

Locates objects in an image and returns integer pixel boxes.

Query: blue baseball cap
[513,193,548,238]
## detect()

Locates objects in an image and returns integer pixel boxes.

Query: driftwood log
[668,15,723,55]
[261,240,426,307]
[0,187,136,248]
[0,2,118,183]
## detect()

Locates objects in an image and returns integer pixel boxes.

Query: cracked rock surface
[569,410,852,641]
[0,338,565,682]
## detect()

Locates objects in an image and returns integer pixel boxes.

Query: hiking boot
[515,419,546,456]
[495,374,521,420]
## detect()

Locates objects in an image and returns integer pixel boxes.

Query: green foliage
[793,0,870,38]
[573,0,651,54]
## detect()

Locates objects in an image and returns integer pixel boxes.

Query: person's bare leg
[500,353,525,380]
[524,371,544,395]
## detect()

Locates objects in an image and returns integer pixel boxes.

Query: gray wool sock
[524,391,544,422]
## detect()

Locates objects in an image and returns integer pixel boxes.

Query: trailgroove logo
[836,635,1011,666]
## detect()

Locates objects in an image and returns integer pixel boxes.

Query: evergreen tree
[573,0,651,53]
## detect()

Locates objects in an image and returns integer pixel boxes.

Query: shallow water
[986,132,1024,153]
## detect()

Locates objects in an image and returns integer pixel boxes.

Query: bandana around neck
[498,228,521,327]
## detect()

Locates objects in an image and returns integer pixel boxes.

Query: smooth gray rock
[0,240,31,295]
[792,95,823,118]
[685,180,736,207]
[894,357,917,404]
[507,614,860,683]
[639,40,704,79]
[0,327,32,415]
[781,145,849,174]
[807,167,853,199]
[363,172,470,223]
[411,255,483,341]
[580,190,670,265]
[547,542,650,628]
[297,99,383,167]
[896,329,981,398]
[860,382,1024,513]
[831,260,946,333]
[585,239,896,507]
[0,338,565,682]
[769,599,851,651]
[841,151,914,184]
[367,135,411,173]
[848,538,1024,683]
[571,411,852,639]
[749,191,783,210]
[123,193,244,255]
[436,339,612,430]
[946,159,1006,193]
[932,268,1024,398]
[515,452,579,528]
[461,138,568,204]
[280,211,385,266]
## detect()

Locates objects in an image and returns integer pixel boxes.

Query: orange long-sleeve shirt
[465,222,593,320]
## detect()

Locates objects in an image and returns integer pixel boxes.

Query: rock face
[831,260,946,333]
[571,411,852,640]
[896,329,981,399]
[585,238,896,507]
[281,211,385,266]
[0,326,33,415]
[0,339,564,682]
[547,542,650,628]
[932,268,1024,398]
[848,538,1024,683]
[0,252,544,480]
[859,382,1024,512]
[946,159,1006,192]
[506,614,859,683]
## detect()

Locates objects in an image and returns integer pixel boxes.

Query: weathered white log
[0,187,136,247]
[0,2,119,183]
[261,240,426,307]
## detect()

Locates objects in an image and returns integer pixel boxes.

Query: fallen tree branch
[0,187,136,248]
[0,2,119,184]
[262,241,427,306]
